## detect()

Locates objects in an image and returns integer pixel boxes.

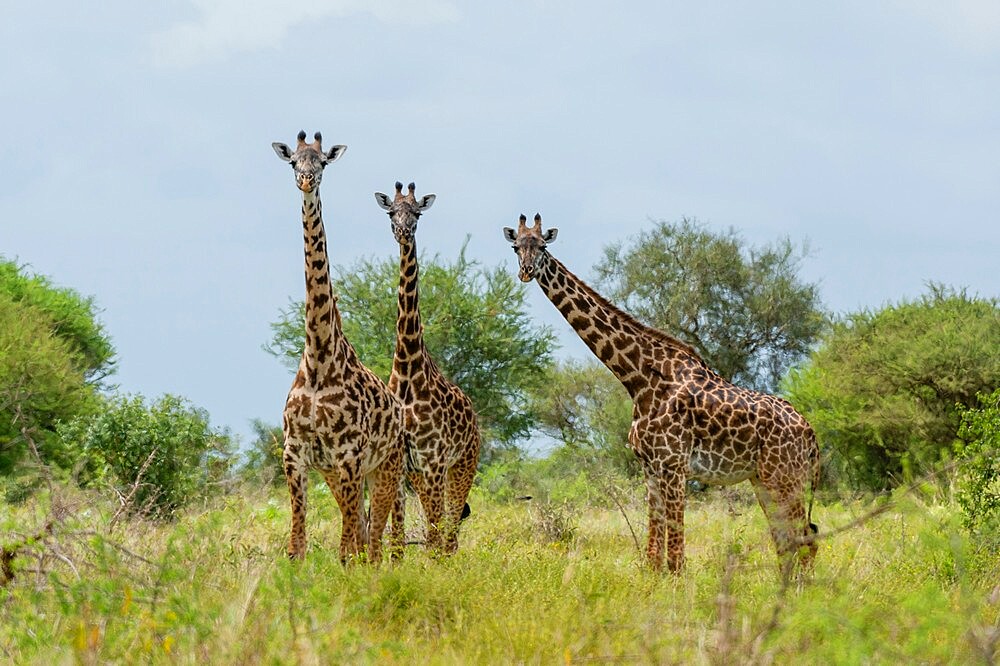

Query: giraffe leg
[388,477,407,563]
[283,442,308,560]
[409,470,445,553]
[646,471,684,573]
[754,436,820,581]
[751,478,815,581]
[366,444,403,566]
[443,444,479,554]
[644,469,686,573]
[329,464,364,566]
[323,471,368,557]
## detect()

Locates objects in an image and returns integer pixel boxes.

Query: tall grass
[1,479,997,664]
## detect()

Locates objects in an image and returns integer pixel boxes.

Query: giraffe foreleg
[323,470,368,557]
[642,457,687,573]
[283,443,308,560]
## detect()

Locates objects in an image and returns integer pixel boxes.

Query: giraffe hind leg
[409,470,445,553]
[388,477,406,562]
[443,443,479,554]
[365,442,403,566]
[751,478,815,581]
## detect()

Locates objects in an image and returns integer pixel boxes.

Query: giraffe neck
[299,188,351,386]
[392,237,428,399]
[535,253,688,396]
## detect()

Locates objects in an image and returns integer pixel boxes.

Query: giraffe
[271,131,405,563]
[503,214,820,575]
[375,182,481,553]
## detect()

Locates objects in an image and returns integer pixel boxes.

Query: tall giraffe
[375,182,481,553]
[271,131,404,563]
[503,214,820,574]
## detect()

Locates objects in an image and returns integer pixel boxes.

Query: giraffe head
[503,213,558,282]
[374,181,436,245]
[271,130,347,193]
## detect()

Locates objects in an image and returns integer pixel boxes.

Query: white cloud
[150,0,459,67]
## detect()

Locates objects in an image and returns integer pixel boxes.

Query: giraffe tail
[806,434,820,533]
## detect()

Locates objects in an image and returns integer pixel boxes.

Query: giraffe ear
[542,228,558,243]
[502,227,517,243]
[374,192,392,211]
[324,144,347,164]
[418,194,436,212]
[272,142,293,162]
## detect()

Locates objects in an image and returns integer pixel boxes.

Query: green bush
[594,218,826,392]
[956,390,1000,559]
[241,419,284,484]
[529,360,639,479]
[59,394,235,516]
[783,285,1000,489]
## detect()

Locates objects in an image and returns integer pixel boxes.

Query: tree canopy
[594,218,825,392]
[0,260,115,384]
[264,242,557,459]
[783,285,1000,489]
[0,259,115,474]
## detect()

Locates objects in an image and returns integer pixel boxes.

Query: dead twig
[709,551,740,666]
[109,447,158,529]
[593,473,644,565]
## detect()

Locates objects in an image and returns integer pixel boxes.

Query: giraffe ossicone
[503,214,820,576]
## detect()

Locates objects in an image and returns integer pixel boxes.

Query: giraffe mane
[551,255,712,368]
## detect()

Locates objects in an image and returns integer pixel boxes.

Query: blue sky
[3,2,998,444]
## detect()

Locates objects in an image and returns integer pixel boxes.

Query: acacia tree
[0,259,115,474]
[0,260,115,385]
[594,218,825,392]
[783,285,1000,489]
[264,242,557,461]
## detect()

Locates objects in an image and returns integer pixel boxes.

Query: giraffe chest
[401,390,478,470]
[284,382,401,472]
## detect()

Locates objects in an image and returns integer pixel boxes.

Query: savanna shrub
[783,285,1000,489]
[956,390,1000,550]
[60,394,234,516]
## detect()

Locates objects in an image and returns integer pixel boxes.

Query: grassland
[1,479,998,664]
